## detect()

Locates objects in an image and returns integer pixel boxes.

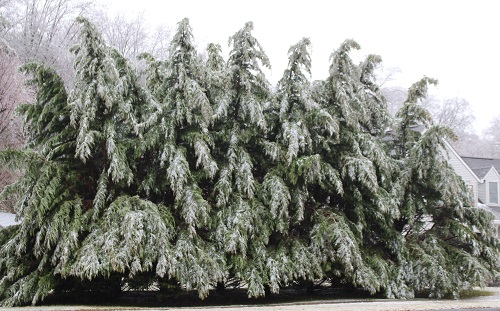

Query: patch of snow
[0,212,20,228]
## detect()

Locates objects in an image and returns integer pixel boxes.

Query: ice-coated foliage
[138,18,225,298]
[389,77,500,298]
[226,21,270,131]
[0,18,498,306]
[0,64,81,306]
[0,18,177,306]
[209,21,278,293]
[69,196,176,279]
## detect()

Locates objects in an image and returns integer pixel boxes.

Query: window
[489,182,498,204]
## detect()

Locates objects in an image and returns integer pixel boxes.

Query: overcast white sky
[100,0,499,133]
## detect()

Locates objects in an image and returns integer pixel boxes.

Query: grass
[458,288,497,299]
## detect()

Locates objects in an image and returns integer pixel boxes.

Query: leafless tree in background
[422,96,487,157]
[478,114,500,158]
[91,10,171,61]
[381,85,407,116]
[0,0,175,212]
[98,12,149,58]
[0,40,30,212]
[2,0,172,86]
[0,41,27,149]
[1,0,95,85]
[451,131,496,158]
[430,97,475,136]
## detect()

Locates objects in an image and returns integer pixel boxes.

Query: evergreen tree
[391,77,500,298]
[204,43,231,124]
[311,39,407,297]
[64,18,176,292]
[0,63,77,306]
[211,21,276,297]
[142,18,225,298]
[260,37,340,293]
[0,18,176,306]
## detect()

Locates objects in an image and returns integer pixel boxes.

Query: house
[444,141,500,237]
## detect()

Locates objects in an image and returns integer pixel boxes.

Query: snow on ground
[0,212,20,228]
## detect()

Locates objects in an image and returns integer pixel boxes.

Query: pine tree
[64,18,177,292]
[210,21,277,297]
[204,43,231,124]
[391,77,500,298]
[0,63,78,306]
[0,18,176,306]
[141,18,225,298]
[309,39,407,297]
[259,37,340,293]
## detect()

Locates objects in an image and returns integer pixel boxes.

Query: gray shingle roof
[461,156,500,179]
[471,167,494,179]
[460,156,500,221]
[462,157,500,171]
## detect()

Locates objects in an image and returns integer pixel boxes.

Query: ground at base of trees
[40,284,500,308]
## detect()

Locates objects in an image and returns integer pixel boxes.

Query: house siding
[444,143,479,206]
[478,183,487,204]
[443,142,500,239]
[484,169,500,207]
[447,152,477,182]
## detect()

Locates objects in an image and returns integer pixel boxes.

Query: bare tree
[92,10,171,61]
[97,12,149,58]
[382,82,481,156]
[430,97,475,137]
[483,114,500,139]
[0,40,27,149]
[376,66,402,88]
[449,131,494,157]
[381,85,408,116]
[147,23,171,59]
[479,114,500,158]
[421,97,479,156]
[1,0,95,85]
[0,40,30,212]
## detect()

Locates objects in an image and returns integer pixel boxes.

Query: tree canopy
[0,17,498,306]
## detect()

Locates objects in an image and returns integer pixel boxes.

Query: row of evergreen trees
[0,17,498,306]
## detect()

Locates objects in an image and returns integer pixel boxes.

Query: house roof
[462,156,500,171]
[472,167,495,179]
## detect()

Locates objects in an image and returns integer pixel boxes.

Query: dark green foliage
[0,63,80,306]
[0,17,176,306]
[0,18,498,307]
